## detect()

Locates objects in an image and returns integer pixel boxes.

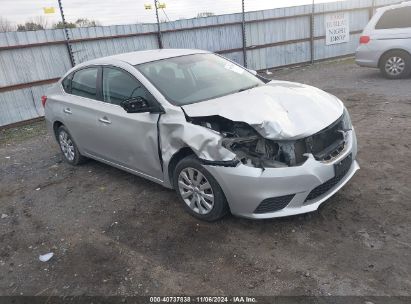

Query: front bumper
[205,128,359,219]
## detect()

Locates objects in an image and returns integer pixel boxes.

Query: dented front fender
[159,108,236,188]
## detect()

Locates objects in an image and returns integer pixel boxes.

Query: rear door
[59,66,102,155]
[88,66,163,180]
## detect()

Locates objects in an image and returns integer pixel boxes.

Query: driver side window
[102,67,152,106]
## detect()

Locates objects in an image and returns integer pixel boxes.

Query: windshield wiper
[238,84,259,92]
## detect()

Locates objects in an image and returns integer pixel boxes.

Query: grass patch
[0,120,47,146]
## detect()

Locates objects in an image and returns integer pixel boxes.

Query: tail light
[359,35,370,44]
[41,95,47,107]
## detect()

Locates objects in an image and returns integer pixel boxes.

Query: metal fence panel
[247,41,311,70]
[222,51,245,66]
[0,28,66,48]
[161,14,243,31]
[246,15,311,46]
[0,84,49,126]
[0,45,72,87]
[67,23,160,63]
[71,35,159,64]
[162,24,243,52]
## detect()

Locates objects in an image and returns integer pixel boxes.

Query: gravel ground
[0,59,410,296]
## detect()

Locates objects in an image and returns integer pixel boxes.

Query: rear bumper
[355,45,381,68]
[205,129,359,219]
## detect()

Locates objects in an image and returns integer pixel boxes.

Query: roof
[87,49,210,66]
[377,1,411,11]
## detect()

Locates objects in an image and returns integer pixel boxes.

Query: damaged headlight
[341,107,352,130]
[191,116,305,169]
[221,136,293,169]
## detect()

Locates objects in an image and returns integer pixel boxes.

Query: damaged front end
[188,110,351,169]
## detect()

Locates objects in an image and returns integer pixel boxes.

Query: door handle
[98,117,111,124]
[63,108,72,114]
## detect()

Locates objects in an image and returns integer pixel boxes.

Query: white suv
[355,1,411,79]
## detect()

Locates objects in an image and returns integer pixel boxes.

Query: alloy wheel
[59,130,75,161]
[385,56,405,76]
[178,167,214,215]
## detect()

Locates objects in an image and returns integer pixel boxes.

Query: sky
[1,0,341,26]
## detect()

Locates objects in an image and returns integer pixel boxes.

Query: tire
[379,50,411,79]
[173,155,229,221]
[57,125,87,165]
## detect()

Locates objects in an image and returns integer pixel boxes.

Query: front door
[89,66,163,180]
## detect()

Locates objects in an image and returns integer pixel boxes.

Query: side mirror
[120,97,163,114]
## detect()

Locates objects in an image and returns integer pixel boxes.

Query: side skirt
[83,152,166,187]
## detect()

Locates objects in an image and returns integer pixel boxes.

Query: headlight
[342,107,352,130]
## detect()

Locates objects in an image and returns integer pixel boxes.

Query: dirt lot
[0,59,410,296]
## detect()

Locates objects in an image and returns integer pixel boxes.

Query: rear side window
[71,67,98,99]
[62,74,72,93]
[375,7,411,29]
[102,67,153,106]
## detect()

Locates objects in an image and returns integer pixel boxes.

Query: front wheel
[173,155,229,221]
[380,51,411,79]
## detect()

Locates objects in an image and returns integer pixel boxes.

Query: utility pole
[241,0,247,68]
[310,0,315,64]
[154,0,163,49]
[57,0,75,67]
[370,0,376,19]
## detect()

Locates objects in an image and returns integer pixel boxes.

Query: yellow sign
[144,4,152,9]
[157,3,166,9]
[43,7,55,14]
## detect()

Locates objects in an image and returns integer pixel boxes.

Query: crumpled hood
[182,80,344,140]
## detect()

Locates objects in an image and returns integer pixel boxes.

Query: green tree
[75,18,101,27]
[197,12,215,18]
[53,21,77,29]
[17,22,44,31]
[17,16,49,31]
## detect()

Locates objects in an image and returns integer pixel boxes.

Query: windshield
[135,53,263,106]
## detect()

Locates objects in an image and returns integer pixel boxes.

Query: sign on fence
[325,12,350,45]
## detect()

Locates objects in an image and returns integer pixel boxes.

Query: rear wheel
[380,50,411,79]
[57,125,87,165]
[173,155,229,221]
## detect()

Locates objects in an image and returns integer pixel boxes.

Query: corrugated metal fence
[0,0,401,127]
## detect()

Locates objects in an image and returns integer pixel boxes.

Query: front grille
[254,194,295,214]
[305,154,353,202]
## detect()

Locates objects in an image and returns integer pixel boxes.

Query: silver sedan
[44,49,359,221]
